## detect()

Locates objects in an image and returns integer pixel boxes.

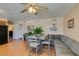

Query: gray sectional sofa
[54,35,79,56]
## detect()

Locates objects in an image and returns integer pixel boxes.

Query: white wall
[13,17,63,39]
[63,4,79,42]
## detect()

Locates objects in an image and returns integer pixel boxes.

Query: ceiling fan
[20,3,48,15]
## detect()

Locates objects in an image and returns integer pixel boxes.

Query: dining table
[27,35,52,55]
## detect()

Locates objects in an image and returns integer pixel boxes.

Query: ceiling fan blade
[20,3,48,14]
[38,5,48,10]
[21,8,27,13]
[21,3,28,5]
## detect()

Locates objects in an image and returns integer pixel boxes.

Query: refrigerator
[0,26,8,44]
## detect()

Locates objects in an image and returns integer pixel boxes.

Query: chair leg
[29,48,33,56]
[36,47,38,56]
[41,44,42,53]
[29,48,31,56]
[48,44,51,55]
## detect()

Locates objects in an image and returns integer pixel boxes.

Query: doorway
[9,31,13,38]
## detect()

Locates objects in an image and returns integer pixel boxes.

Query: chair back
[27,35,40,45]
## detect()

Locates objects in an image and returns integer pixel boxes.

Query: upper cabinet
[0,18,13,31]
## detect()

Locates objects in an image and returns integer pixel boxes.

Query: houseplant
[24,26,43,37]
[26,32,33,36]
[33,26,44,37]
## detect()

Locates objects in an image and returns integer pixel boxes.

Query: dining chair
[27,36,41,56]
[41,34,53,55]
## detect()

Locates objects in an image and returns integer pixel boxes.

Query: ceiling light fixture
[28,6,38,15]
[21,3,48,15]
[28,4,39,15]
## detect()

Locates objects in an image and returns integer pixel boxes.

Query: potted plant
[26,32,33,36]
[33,26,44,37]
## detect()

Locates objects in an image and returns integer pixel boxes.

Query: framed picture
[50,24,57,31]
[27,25,34,32]
[68,18,74,28]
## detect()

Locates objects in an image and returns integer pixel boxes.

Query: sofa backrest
[63,37,74,48]
[61,35,79,56]
[70,41,79,55]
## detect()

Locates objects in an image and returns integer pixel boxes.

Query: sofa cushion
[61,36,67,42]
[54,39,64,44]
[55,48,75,56]
[54,39,75,56]
[64,38,75,48]
[55,44,68,49]
[71,41,79,55]
[54,39,68,49]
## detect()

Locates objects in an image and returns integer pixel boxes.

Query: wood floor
[0,40,56,56]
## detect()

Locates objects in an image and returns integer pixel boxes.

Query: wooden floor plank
[0,40,56,56]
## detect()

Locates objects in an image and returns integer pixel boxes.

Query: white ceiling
[0,3,76,22]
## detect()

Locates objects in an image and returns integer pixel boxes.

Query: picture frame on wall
[27,25,34,32]
[50,24,57,31]
[68,18,74,28]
